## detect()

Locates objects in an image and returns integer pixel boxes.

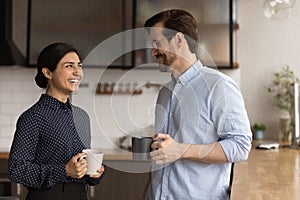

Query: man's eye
[151,41,160,48]
[65,64,73,68]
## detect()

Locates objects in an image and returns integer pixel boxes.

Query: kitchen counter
[0,153,9,160]
[4,144,300,199]
[231,142,300,200]
[0,148,133,160]
[100,148,132,160]
[0,148,149,200]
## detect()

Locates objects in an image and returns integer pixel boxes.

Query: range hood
[0,0,25,65]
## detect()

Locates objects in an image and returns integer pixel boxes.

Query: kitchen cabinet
[1,150,150,200]
[0,157,27,199]
[90,163,149,200]
[8,166,149,200]
[10,183,27,200]
[23,0,237,69]
[27,0,133,67]
[134,0,238,69]
[0,159,10,196]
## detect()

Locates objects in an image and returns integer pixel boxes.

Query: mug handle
[77,155,87,163]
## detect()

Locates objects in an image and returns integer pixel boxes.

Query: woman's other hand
[89,165,105,178]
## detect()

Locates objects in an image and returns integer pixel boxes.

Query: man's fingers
[153,133,170,141]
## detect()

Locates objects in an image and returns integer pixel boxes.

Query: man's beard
[157,52,176,73]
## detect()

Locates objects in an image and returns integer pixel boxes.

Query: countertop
[3,143,300,199]
[231,142,300,200]
[0,148,133,160]
[0,148,149,173]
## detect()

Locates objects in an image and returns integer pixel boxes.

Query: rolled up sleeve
[213,78,252,163]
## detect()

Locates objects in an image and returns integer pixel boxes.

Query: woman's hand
[65,152,87,178]
[89,165,105,179]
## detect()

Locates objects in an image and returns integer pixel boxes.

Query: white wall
[0,67,42,150]
[238,0,300,139]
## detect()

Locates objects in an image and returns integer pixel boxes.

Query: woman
[8,42,104,200]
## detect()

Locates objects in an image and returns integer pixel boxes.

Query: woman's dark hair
[34,42,80,88]
[144,9,199,54]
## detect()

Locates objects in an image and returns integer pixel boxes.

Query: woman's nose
[73,65,82,75]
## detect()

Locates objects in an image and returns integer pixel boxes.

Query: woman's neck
[46,88,68,103]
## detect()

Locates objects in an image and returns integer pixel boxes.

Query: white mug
[81,149,104,175]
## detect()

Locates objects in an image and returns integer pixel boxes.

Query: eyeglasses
[151,35,175,49]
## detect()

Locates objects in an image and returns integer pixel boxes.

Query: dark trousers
[26,183,88,200]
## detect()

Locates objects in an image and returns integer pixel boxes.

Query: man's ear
[41,68,52,79]
[175,32,185,48]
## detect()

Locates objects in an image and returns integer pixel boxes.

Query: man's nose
[150,49,158,58]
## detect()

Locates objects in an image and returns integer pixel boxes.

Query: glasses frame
[151,35,175,49]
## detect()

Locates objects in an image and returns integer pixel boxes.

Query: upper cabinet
[134,0,238,69]
[27,0,133,67]
[24,0,237,69]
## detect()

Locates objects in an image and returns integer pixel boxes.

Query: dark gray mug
[132,137,153,160]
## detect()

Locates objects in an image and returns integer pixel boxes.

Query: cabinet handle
[17,183,21,196]
[89,186,95,198]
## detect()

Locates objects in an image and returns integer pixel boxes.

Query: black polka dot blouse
[8,94,102,189]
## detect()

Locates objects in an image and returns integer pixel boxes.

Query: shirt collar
[39,93,72,110]
[173,60,203,86]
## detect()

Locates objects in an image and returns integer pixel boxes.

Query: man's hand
[150,133,189,165]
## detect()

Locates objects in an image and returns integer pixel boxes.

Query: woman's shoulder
[16,101,43,125]
[71,105,90,118]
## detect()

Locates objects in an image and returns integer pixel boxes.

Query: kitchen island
[230,142,300,200]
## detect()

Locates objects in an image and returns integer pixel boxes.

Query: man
[144,9,252,200]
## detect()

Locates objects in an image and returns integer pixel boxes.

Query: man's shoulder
[199,66,237,86]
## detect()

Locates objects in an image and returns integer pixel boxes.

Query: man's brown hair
[144,9,199,54]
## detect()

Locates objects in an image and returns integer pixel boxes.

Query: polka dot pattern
[8,94,101,189]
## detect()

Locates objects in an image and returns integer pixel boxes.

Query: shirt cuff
[219,137,251,163]
[52,164,67,183]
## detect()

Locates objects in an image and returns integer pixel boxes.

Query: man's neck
[171,54,197,79]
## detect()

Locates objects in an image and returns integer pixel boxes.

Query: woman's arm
[8,113,67,189]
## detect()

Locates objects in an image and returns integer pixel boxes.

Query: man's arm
[150,133,228,165]
[182,142,228,164]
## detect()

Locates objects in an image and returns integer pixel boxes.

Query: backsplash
[0,66,169,150]
[71,67,170,149]
[0,66,238,150]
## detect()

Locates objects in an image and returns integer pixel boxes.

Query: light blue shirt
[147,60,252,200]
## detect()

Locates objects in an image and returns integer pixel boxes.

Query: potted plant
[268,66,300,141]
[253,123,266,140]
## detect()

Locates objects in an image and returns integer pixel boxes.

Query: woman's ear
[41,68,52,79]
